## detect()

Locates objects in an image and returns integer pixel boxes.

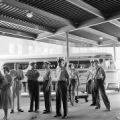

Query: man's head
[69,63,75,69]
[90,60,94,67]
[15,63,20,70]
[94,59,99,68]
[57,57,65,67]
[43,61,50,69]
[30,62,36,69]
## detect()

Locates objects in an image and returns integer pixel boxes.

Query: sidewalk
[0,92,120,120]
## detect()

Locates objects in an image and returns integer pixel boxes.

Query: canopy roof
[0,0,120,47]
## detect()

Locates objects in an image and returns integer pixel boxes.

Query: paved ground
[0,91,120,120]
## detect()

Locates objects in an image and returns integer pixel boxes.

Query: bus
[0,52,119,97]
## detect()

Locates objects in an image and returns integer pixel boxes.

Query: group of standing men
[0,57,111,120]
[87,59,111,111]
[25,57,79,119]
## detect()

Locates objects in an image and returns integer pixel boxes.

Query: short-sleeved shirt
[87,66,95,80]
[43,68,51,81]
[69,69,78,80]
[10,69,24,81]
[56,66,69,82]
[94,66,106,80]
[26,69,40,81]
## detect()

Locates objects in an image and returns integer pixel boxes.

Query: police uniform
[43,67,51,113]
[55,66,69,117]
[94,65,110,110]
[26,67,40,112]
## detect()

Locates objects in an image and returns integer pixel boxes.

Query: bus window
[36,62,44,69]
[69,61,79,68]
[19,62,29,70]
[79,61,90,69]
[49,61,57,69]
[3,63,14,70]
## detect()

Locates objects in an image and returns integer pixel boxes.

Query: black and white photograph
[0,0,120,120]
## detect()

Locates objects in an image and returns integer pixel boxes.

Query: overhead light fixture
[26,11,33,18]
[99,37,103,40]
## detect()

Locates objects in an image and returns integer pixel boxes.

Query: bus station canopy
[0,0,120,47]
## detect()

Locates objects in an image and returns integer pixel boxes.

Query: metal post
[66,32,69,62]
[113,43,116,62]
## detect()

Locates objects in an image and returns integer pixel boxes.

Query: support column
[66,32,69,62]
[113,43,116,62]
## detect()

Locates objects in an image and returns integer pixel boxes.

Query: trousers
[43,80,51,112]
[56,81,68,116]
[28,80,39,111]
[95,79,110,109]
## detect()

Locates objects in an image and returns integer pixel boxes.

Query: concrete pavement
[0,92,120,120]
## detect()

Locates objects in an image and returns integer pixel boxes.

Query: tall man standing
[87,60,97,106]
[26,62,40,112]
[94,59,111,111]
[54,58,69,119]
[10,63,24,113]
[43,61,52,114]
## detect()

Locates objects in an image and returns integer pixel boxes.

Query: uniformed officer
[54,58,69,119]
[10,63,24,113]
[26,62,40,112]
[43,61,51,114]
[94,59,111,111]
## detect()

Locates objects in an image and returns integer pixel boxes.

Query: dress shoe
[28,110,33,112]
[35,109,39,113]
[54,114,62,117]
[107,107,111,111]
[95,106,100,109]
[62,115,67,119]
[18,109,24,112]
[10,110,14,114]
[90,103,96,106]
[43,111,51,114]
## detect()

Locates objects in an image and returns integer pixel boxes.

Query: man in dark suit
[26,62,40,112]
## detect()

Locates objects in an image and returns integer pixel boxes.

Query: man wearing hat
[43,61,51,114]
[54,57,69,119]
[10,63,24,113]
[87,60,97,106]
[94,59,111,111]
[26,62,40,112]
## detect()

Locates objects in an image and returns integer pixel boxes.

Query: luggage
[75,83,88,103]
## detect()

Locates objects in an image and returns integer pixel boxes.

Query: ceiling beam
[1,0,71,26]
[110,19,120,28]
[0,15,46,33]
[39,38,91,47]
[58,33,98,46]
[82,27,118,42]
[0,26,36,39]
[36,25,75,40]
[66,0,104,18]
[69,11,120,33]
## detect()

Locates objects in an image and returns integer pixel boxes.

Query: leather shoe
[10,110,14,114]
[62,115,67,119]
[95,106,100,109]
[54,114,62,117]
[43,111,51,114]
[90,103,96,106]
[18,109,24,112]
[28,110,33,112]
